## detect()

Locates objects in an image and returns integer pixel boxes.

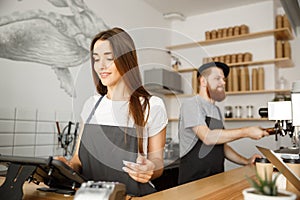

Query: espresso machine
[267,81,300,159]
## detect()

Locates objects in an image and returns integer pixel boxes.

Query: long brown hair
[90,27,151,155]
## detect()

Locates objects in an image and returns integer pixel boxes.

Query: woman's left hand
[122,156,155,183]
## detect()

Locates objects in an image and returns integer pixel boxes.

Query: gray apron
[78,96,156,196]
[178,116,225,185]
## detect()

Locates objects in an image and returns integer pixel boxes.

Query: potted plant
[242,170,296,200]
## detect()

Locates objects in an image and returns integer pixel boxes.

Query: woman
[59,27,168,196]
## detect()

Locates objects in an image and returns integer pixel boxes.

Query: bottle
[276,40,283,58]
[276,15,283,29]
[258,67,265,90]
[244,52,252,62]
[245,66,250,90]
[205,31,211,40]
[222,28,227,38]
[231,54,237,63]
[237,53,243,63]
[283,41,291,58]
[283,14,292,31]
[219,55,225,63]
[227,69,233,92]
[211,30,217,39]
[240,67,247,91]
[233,26,240,36]
[225,54,231,64]
[227,27,233,37]
[240,24,249,34]
[217,29,222,38]
[252,68,258,90]
[232,67,239,91]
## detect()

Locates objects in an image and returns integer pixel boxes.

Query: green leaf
[245,169,280,196]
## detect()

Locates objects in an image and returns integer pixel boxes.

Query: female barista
[58,27,168,196]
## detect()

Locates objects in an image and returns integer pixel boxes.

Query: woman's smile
[99,71,111,79]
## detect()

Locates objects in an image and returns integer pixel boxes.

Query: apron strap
[216,107,223,120]
[215,107,224,129]
[86,95,104,124]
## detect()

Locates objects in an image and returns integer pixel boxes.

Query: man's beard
[207,83,226,102]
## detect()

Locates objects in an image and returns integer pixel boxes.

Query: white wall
[0,0,171,157]
[167,0,300,170]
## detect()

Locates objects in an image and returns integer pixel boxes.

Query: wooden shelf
[165,89,289,97]
[176,68,198,73]
[166,28,293,50]
[227,57,294,68]
[169,117,271,122]
[225,118,270,121]
[174,58,293,74]
[273,57,294,67]
[226,89,290,95]
[273,28,294,40]
[165,93,196,97]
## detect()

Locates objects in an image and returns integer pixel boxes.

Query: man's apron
[178,116,225,185]
[78,96,156,196]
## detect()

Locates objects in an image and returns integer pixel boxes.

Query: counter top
[133,165,256,200]
[1,165,299,200]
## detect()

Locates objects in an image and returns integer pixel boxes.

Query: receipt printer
[74,181,126,200]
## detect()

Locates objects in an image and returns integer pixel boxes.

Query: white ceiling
[143,0,273,18]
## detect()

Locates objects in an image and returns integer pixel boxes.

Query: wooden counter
[133,165,256,200]
[0,165,298,200]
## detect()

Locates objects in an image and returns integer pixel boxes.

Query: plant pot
[242,188,296,200]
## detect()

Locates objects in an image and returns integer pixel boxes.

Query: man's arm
[224,144,261,165]
[192,125,269,145]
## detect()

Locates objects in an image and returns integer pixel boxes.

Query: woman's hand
[55,156,70,166]
[55,156,81,172]
[122,156,155,183]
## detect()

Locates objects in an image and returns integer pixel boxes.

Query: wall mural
[0,0,109,97]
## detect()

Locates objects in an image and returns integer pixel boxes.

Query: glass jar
[246,105,253,118]
[224,106,233,118]
[235,105,242,118]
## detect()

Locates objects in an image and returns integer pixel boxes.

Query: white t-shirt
[80,94,168,154]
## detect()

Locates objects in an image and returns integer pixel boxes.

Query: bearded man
[177,62,269,185]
